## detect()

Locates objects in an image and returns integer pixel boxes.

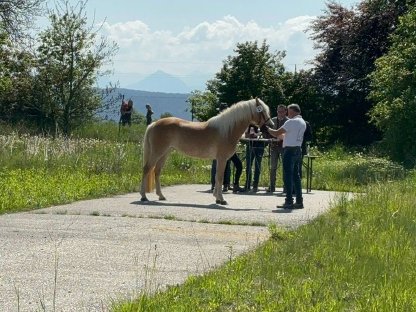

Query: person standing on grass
[120,99,133,126]
[267,103,306,209]
[145,104,154,126]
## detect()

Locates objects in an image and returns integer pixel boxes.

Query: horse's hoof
[140,197,148,202]
[216,200,228,205]
[159,196,166,200]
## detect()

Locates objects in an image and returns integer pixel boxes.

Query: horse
[140,97,274,205]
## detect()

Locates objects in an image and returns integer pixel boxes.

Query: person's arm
[267,126,286,138]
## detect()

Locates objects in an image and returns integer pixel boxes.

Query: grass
[0,124,407,215]
[1,122,414,311]
[0,123,210,214]
[112,176,416,311]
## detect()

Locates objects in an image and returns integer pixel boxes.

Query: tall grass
[311,145,406,192]
[112,175,416,311]
[0,124,407,214]
[0,124,211,214]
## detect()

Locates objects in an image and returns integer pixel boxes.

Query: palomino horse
[140,98,274,205]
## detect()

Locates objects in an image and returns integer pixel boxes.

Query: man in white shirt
[267,104,306,209]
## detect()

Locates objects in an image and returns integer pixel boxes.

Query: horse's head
[253,98,274,128]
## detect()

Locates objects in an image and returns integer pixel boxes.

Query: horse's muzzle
[264,117,275,128]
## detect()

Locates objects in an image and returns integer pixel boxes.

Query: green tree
[0,31,37,125]
[160,112,173,119]
[369,7,416,167]
[186,90,218,121]
[32,0,118,135]
[309,0,411,146]
[207,40,285,112]
[131,110,145,125]
[280,70,325,144]
[0,0,44,41]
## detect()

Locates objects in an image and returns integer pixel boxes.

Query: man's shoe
[277,202,293,209]
[232,184,245,193]
[222,185,229,192]
[251,186,258,193]
[266,187,275,193]
[293,202,304,209]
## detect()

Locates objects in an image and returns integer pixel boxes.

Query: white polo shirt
[282,115,306,147]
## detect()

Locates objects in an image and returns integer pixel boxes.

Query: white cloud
[101,15,317,87]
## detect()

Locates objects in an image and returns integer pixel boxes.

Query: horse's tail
[143,125,155,192]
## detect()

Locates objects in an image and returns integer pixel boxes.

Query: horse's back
[147,117,219,158]
[154,117,201,128]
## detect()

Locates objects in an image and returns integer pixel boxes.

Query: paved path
[0,185,348,311]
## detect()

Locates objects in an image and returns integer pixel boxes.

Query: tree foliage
[0,32,36,124]
[0,0,45,41]
[30,0,118,135]
[206,40,285,115]
[309,0,411,146]
[369,6,416,167]
[186,90,218,121]
[279,70,324,144]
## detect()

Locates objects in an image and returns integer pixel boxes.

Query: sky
[41,0,360,91]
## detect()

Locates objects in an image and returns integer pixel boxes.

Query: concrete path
[0,185,347,311]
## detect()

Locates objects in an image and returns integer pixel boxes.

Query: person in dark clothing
[145,104,154,126]
[267,104,288,193]
[120,99,133,126]
[244,124,267,193]
[210,153,244,193]
[300,120,313,178]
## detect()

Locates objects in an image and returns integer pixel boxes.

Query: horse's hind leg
[140,163,152,201]
[154,152,169,200]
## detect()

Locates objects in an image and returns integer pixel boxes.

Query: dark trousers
[269,145,283,190]
[245,143,265,189]
[282,146,303,204]
[211,153,243,187]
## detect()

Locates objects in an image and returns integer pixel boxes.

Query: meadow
[1,122,414,311]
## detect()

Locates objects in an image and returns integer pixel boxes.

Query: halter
[255,101,271,128]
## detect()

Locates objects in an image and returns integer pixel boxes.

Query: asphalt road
[0,185,347,311]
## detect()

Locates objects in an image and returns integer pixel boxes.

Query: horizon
[41,0,360,92]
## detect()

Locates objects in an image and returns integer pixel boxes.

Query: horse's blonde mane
[208,98,269,138]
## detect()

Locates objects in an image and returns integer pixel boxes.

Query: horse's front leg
[214,158,227,205]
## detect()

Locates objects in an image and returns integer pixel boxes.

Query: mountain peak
[127,70,190,93]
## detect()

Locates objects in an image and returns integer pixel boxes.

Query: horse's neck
[229,119,251,143]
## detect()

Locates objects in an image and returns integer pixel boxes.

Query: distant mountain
[181,70,213,91]
[127,70,191,93]
[100,88,191,122]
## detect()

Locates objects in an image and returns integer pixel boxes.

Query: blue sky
[43,0,360,90]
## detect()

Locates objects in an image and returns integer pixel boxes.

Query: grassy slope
[113,178,416,311]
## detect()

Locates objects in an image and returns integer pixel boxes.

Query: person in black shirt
[244,124,266,192]
[145,104,154,126]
